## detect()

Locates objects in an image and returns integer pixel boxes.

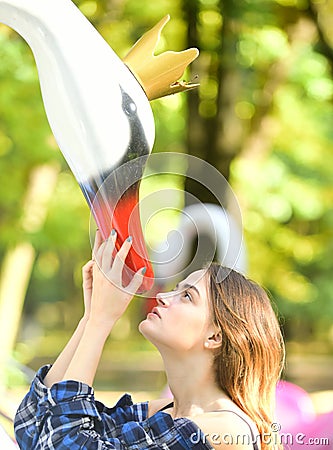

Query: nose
[156,292,171,307]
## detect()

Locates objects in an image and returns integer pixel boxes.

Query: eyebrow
[176,282,200,298]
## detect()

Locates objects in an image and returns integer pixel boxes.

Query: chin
[138,319,161,347]
[138,318,151,338]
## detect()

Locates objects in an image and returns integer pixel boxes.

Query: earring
[204,342,209,348]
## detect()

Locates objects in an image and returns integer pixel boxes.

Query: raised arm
[62,230,145,386]
[43,230,103,388]
[44,230,144,388]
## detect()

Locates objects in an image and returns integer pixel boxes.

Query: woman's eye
[183,290,192,301]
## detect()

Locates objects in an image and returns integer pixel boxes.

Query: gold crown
[123,15,199,101]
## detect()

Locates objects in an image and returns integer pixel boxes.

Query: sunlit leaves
[238,27,289,68]
[232,22,333,333]
[289,50,333,100]
[78,1,98,18]
[274,0,309,9]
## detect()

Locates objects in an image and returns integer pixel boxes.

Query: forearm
[62,319,114,386]
[44,317,88,388]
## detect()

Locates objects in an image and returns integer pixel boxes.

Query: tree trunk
[182,0,244,205]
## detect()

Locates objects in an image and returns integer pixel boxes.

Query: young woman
[14,231,285,450]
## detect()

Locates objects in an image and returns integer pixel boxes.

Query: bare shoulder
[148,398,173,417]
[192,410,259,450]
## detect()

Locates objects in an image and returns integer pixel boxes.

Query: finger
[95,240,107,267]
[82,260,94,286]
[101,229,117,273]
[94,230,111,267]
[82,260,94,276]
[92,229,104,259]
[112,236,132,281]
[126,267,146,295]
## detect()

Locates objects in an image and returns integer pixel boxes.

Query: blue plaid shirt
[14,365,213,449]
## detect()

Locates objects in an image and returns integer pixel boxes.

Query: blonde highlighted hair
[206,264,285,450]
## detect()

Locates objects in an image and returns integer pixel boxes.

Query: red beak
[89,179,154,292]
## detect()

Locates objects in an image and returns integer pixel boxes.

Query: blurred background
[0,0,333,439]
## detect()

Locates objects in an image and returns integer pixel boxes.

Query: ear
[204,328,222,350]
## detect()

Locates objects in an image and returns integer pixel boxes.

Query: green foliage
[229,1,333,343]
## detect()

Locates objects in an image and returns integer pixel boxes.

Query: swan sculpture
[0,0,198,290]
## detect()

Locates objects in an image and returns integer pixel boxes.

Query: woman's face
[139,269,215,353]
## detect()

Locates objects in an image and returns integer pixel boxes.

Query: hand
[89,230,145,329]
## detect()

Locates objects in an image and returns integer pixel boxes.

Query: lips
[151,307,161,318]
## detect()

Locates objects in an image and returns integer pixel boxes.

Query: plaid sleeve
[14,364,52,447]
[14,365,148,449]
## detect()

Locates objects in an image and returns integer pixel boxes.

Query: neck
[160,348,229,418]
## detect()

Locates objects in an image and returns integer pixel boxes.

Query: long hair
[206,264,285,450]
